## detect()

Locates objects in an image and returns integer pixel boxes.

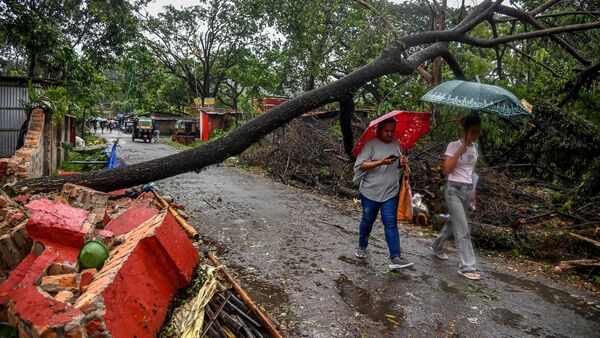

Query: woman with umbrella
[352,111,430,269]
[431,114,482,280]
[421,80,531,280]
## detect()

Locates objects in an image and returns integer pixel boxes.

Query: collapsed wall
[0,184,199,337]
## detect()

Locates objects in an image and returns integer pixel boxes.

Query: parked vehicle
[173,119,200,138]
[132,117,154,142]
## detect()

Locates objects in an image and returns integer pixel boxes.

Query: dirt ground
[105,131,599,337]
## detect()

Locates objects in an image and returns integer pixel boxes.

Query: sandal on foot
[429,246,448,260]
[458,270,481,280]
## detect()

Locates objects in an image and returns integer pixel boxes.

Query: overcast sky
[145,0,485,16]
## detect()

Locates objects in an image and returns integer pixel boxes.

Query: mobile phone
[386,155,399,160]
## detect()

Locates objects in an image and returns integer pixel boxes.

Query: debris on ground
[0,181,280,337]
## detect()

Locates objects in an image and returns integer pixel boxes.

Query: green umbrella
[421,80,531,118]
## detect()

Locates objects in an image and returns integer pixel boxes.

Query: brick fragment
[40,273,79,293]
[55,290,74,304]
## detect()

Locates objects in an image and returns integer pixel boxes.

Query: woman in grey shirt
[353,118,414,269]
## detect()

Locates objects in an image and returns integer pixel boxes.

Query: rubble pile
[0,183,199,337]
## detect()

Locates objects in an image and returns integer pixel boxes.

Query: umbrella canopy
[351,110,431,157]
[420,80,531,118]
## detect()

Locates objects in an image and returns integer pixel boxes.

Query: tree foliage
[4,0,600,198]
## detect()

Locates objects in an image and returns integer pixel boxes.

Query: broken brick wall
[0,184,200,337]
[0,108,71,183]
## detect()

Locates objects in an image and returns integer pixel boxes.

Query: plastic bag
[397,164,413,222]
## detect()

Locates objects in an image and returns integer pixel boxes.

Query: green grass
[164,139,205,150]
[56,147,108,173]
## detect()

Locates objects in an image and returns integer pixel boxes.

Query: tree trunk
[339,95,355,160]
[28,51,37,78]
[12,41,446,194]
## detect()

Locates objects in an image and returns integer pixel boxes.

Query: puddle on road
[335,273,403,327]
[489,271,599,321]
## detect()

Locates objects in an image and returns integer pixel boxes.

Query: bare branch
[500,11,600,21]
[355,0,398,39]
[401,21,600,49]
[496,5,591,65]
[529,0,563,16]
[559,62,600,107]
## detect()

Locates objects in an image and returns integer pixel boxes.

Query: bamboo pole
[152,189,200,240]
[204,250,283,338]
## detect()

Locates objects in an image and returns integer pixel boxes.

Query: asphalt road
[106,131,600,338]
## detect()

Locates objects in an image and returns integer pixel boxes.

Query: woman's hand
[470,192,477,210]
[360,156,395,170]
[379,155,396,166]
[454,141,467,157]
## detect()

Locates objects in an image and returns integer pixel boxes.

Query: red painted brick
[102,210,111,226]
[80,269,97,293]
[7,285,83,330]
[0,249,58,298]
[108,189,128,197]
[14,194,30,203]
[86,318,103,336]
[105,207,158,236]
[25,199,88,248]
[101,212,198,338]
[154,212,199,284]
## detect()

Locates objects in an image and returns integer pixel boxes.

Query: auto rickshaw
[171,119,200,145]
[132,117,154,142]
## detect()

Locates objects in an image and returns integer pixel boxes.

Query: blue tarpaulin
[104,140,119,170]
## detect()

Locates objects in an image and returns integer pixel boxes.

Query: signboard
[203,97,215,107]
[193,97,215,108]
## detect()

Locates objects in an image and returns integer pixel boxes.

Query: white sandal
[430,246,448,260]
[458,270,481,280]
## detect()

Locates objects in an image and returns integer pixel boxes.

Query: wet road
[107,132,600,337]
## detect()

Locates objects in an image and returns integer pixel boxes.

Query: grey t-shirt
[353,139,402,202]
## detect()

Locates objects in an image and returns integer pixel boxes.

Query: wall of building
[0,108,72,183]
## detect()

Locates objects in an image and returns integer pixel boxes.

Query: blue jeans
[358,193,402,259]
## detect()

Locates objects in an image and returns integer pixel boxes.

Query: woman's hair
[377,117,396,130]
[461,114,481,131]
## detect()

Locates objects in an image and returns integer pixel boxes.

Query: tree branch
[504,43,561,77]
[339,95,355,160]
[496,5,591,65]
[559,62,600,107]
[400,21,600,49]
[355,0,398,39]
[438,48,466,80]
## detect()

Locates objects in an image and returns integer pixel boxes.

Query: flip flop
[458,270,481,280]
[430,246,448,260]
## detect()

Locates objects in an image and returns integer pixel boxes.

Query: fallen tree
[8,0,600,195]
